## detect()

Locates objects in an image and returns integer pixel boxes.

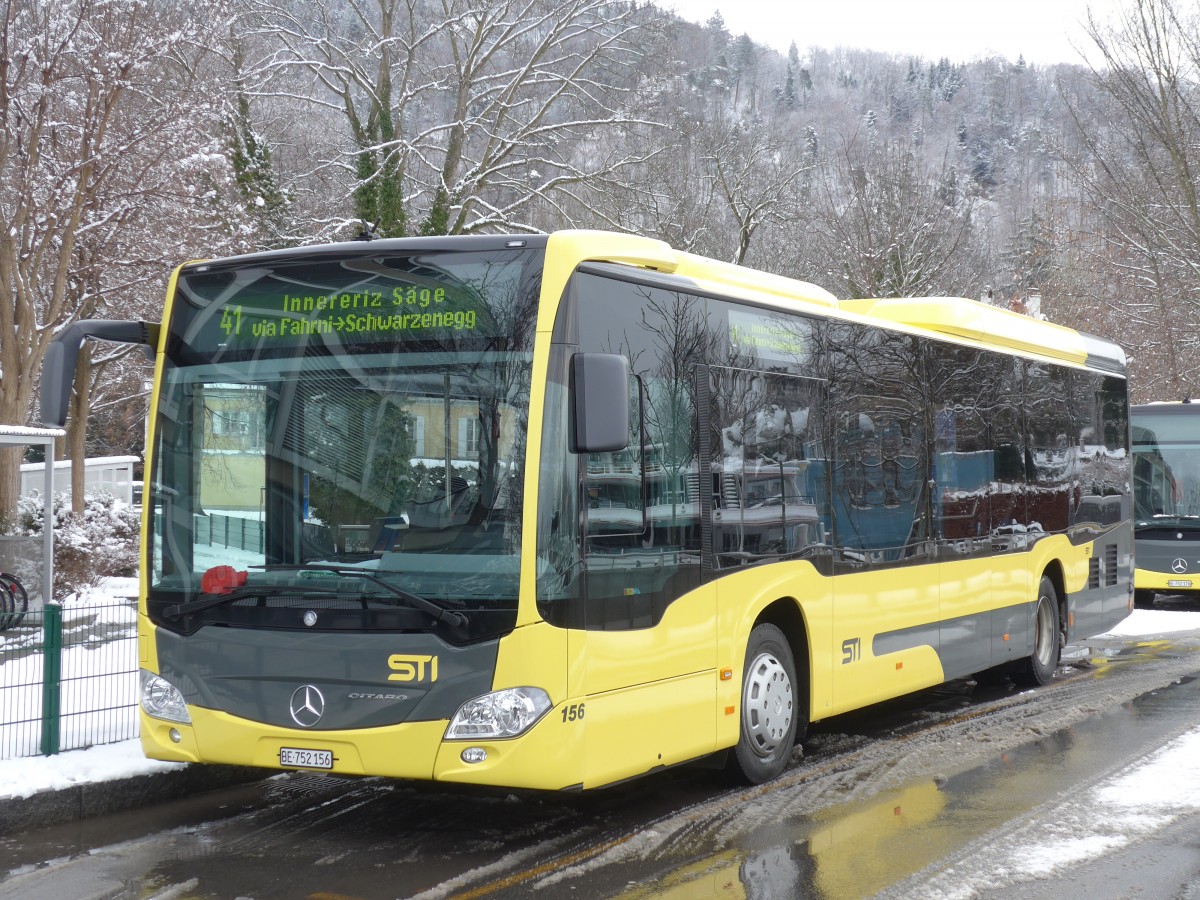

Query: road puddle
[617,660,1200,899]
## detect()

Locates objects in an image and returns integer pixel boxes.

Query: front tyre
[1015,576,1061,687]
[728,624,801,785]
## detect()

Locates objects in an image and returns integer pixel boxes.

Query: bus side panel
[936,552,1034,679]
[989,552,1034,664]
[578,671,716,788]
[567,584,718,787]
[832,567,944,716]
[990,558,1035,667]
[1080,524,1135,638]
[1026,533,1123,645]
[938,530,1130,681]
[1067,543,1106,639]
[937,558,994,679]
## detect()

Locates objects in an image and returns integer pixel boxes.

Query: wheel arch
[752,597,811,728]
[1041,559,1069,637]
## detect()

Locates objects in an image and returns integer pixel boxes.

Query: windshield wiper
[164,564,469,629]
[163,581,340,619]
[264,564,470,628]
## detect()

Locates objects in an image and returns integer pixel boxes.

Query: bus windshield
[1132,410,1200,528]
[146,246,543,637]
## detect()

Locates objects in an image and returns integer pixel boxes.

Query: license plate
[280,747,333,769]
[1168,580,1193,588]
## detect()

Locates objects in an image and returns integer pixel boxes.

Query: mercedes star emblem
[1172,558,1189,574]
[289,685,325,727]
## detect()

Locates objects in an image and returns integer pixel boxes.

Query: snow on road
[911,723,1200,898]
[891,605,1200,897]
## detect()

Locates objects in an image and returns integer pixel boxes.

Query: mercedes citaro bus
[1131,401,1200,605]
[41,230,1133,789]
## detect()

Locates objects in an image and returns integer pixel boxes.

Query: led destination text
[281,285,447,312]
[218,283,480,341]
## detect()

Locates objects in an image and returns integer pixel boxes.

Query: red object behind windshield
[201,565,247,595]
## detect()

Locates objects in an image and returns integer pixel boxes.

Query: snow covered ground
[0,579,139,761]
[0,576,176,801]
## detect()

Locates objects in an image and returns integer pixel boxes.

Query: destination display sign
[173,248,541,355]
[215,285,479,342]
[728,307,810,365]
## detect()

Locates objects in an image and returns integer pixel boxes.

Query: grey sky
[665,0,1119,65]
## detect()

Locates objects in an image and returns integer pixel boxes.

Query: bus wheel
[728,624,800,785]
[1016,576,1061,687]
[1134,590,1155,608]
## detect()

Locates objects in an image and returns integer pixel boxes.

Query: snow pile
[9,492,140,599]
[0,738,180,800]
[1100,607,1200,637]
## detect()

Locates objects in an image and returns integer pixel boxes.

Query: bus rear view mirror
[569,352,630,453]
[40,320,160,427]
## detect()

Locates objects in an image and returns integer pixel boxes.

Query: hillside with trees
[2,0,1199,521]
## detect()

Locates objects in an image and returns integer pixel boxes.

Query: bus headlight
[140,669,191,724]
[445,687,551,740]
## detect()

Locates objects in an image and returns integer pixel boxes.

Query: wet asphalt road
[2,615,1199,899]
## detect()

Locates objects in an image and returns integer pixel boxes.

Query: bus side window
[570,271,707,629]
[710,367,827,568]
[826,323,929,564]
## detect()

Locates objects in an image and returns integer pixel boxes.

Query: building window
[458,417,482,457]
[213,409,251,436]
[410,416,425,458]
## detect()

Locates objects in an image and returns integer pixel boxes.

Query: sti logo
[388,654,439,683]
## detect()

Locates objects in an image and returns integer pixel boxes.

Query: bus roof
[840,296,1127,374]
[178,230,1126,376]
[1132,401,1199,413]
[541,232,1126,374]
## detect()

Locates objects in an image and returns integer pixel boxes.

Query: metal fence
[196,513,265,554]
[0,600,138,759]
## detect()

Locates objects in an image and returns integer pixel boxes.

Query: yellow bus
[40,230,1133,789]
[1131,401,1200,604]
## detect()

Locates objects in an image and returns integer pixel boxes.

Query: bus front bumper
[1134,566,1200,593]
[140,704,583,790]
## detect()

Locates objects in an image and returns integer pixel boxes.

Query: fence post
[40,602,63,756]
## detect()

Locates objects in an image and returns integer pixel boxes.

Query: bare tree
[0,0,239,520]
[1058,0,1200,400]
[807,132,980,298]
[245,0,665,237]
[705,117,810,265]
